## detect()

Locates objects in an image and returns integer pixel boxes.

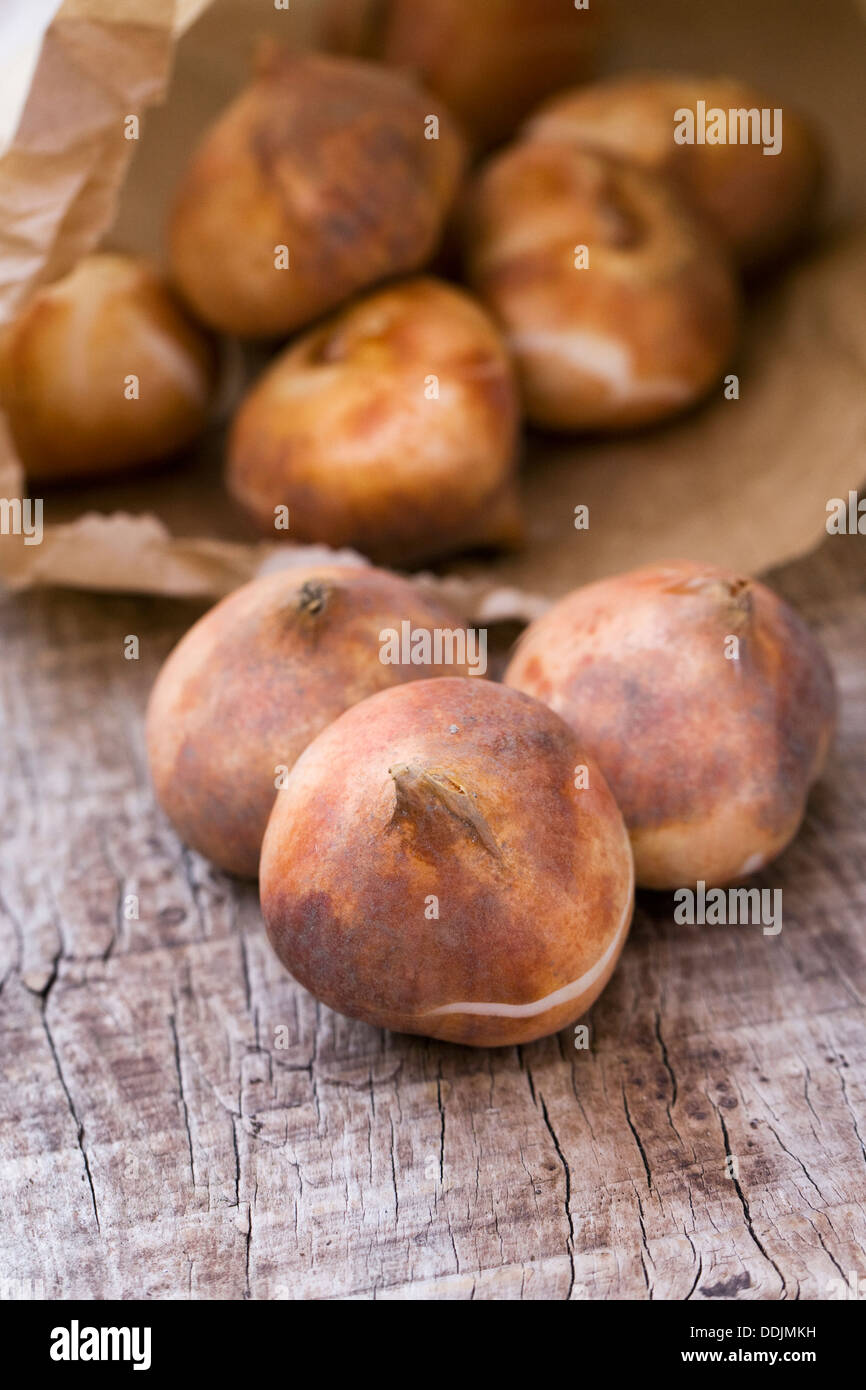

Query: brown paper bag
[1,0,864,620]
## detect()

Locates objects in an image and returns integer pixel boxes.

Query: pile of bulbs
[0,2,835,1046]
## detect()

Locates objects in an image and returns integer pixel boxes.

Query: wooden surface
[0,534,864,1301]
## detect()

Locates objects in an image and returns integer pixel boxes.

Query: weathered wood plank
[0,535,864,1299]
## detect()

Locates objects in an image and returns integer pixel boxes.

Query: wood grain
[0,534,864,1301]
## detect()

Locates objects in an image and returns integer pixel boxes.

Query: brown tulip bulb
[505,561,837,889]
[146,565,480,878]
[168,49,466,338]
[524,75,823,270]
[226,278,522,566]
[322,0,604,150]
[0,254,216,481]
[463,142,740,431]
[261,677,634,1046]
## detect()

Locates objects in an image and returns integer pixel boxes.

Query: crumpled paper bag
[0,0,864,622]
